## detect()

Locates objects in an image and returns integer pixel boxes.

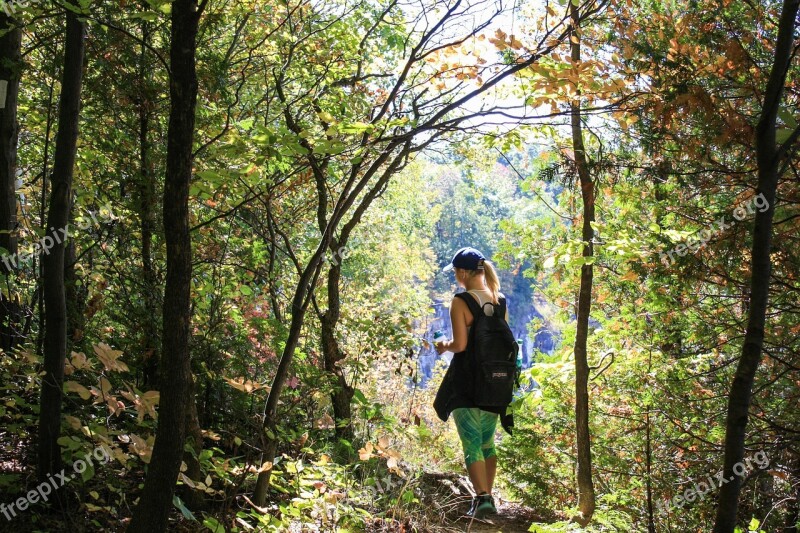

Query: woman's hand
[435,341,449,355]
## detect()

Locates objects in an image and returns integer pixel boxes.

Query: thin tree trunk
[317,152,407,447]
[784,456,800,532]
[127,0,202,530]
[320,254,354,444]
[253,259,324,505]
[137,16,159,390]
[64,240,83,345]
[569,2,596,525]
[35,80,55,358]
[0,12,21,351]
[645,333,655,532]
[713,0,799,530]
[180,372,206,510]
[37,9,85,483]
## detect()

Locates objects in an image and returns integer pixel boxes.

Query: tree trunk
[317,154,407,448]
[713,1,799,530]
[645,336,655,533]
[0,12,22,351]
[137,17,160,390]
[784,456,800,532]
[253,260,324,505]
[64,239,84,346]
[569,3,596,526]
[37,9,85,483]
[320,255,355,444]
[127,0,201,530]
[180,372,206,510]
[34,80,55,358]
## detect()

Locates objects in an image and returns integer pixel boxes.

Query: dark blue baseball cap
[443,247,486,272]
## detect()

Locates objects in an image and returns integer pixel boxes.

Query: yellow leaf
[314,413,335,429]
[139,390,160,421]
[65,415,82,429]
[129,433,153,463]
[70,351,91,370]
[358,442,374,461]
[224,377,267,393]
[64,381,91,400]
[317,111,335,124]
[93,343,128,372]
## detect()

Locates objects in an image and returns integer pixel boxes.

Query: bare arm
[436,296,469,354]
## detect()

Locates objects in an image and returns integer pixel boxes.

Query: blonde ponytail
[482,260,500,304]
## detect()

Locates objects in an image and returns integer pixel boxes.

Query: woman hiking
[433,247,516,519]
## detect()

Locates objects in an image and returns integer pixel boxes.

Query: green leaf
[338,122,372,134]
[237,118,255,130]
[80,463,96,482]
[57,436,82,450]
[776,128,793,145]
[352,388,368,404]
[778,106,797,128]
[196,170,225,185]
[173,495,197,521]
[203,517,225,532]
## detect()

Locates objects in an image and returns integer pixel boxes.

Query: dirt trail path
[456,500,543,532]
[420,472,552,532]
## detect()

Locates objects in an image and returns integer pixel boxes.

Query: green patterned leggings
[452,408,498,467]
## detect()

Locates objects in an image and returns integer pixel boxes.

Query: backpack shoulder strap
[498,296,508,319]
[454,291,483,317]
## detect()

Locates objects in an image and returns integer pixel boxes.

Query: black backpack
[456,292,519,407]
